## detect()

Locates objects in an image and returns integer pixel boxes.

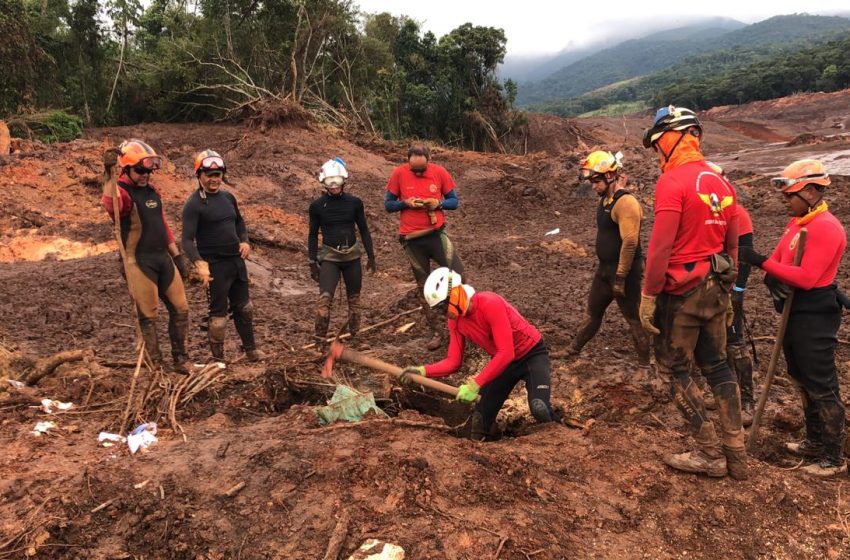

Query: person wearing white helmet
[400,268,556,440]
[308,157,376,342]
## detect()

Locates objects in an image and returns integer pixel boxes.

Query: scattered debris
[31,421,57,436]
[127,422,158,454]
[98,432,126,447]
[347,540,405,560]
[40,398,73,413]
[315,385,387,425]
[544,227,560,236]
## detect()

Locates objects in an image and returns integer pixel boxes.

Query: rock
[347,539,405,560]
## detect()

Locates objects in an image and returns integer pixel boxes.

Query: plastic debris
[32,421,57,436]
[127,422,158,454]
[98,432,126,447]
[544,228,560,236]
[41,398,74,413]
[6,379,26,390]
[315,385,388,426]
[347,540,405,560]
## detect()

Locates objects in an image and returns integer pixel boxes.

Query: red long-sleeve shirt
[423,291,541,387]
[763,211,845,290]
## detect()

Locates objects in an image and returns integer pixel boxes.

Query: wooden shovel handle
[339,347,460,397]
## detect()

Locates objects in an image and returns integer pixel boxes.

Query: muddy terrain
[2,90,850,559]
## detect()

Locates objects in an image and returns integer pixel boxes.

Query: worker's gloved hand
[405,197,425,209]
[422,198,441,211]
[309,260,321,283]
[456,379,480,403]
[366,258,377,274]
[399,365,425,385]
[194,260,212,287]
[239,242,250,259]
[102,148,120,175]
[639,294,660,335]
[613,276,626,298]
[738,246,767,268]
[726,295,734,328]
[764,274,791,312]
[174,253,192,282]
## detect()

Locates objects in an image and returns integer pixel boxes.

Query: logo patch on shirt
[429,184,438,193]
[790,231,800,251]
[145,200,158,209]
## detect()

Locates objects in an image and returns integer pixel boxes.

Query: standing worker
[181,150,262,362]
[568,150,650,365]
[385,145,462,350]
[102,139,192,373]
[740,159,846,477]
[401,268,556,440]
[639,106,747,480]
[308,158,376,343]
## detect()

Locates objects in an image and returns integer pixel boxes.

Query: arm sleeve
[611,194,641,278]
[308,202,320,262]
[161,207,176,245]
[354,199,375,260]
[181,197,202,262]
[725,204,739,265]
[424,321,465,377]
[230,193,249,243]
[101,187,132,220]
[762,224,843,290]
[472,301,517,387]
[384,191,406,212]
[643,210,682,296]
[735,233,753,290]
[441,188,459,210]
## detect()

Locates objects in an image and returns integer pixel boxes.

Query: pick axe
[321,340,461,398]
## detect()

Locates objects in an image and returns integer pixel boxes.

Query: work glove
[367,258,377,274]
[738,246,767,268]
[456,379,480,403]
[309,260,321,283]
[399,365,425,385]
[613,276,626,299]
[239,242,250,259]
[405,197,425,209]
[174,253,192,282]
[639,294,660,335]
[726,295,734,328]
[764,274,791,312]
[422,198,441,211]
[194,260,212,287]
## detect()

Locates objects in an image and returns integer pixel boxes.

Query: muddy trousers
[783,293,845,464]
[207,257,255,360]
[401,229,463,334]
[125,251,189,365]
[315,259,362,339]
[654,278,745,461]
[726,290,754,404]
[570,260,650,364]
[471,340,555,440]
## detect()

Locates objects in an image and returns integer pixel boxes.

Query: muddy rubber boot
[741,401,754,428]
[712,380,748,480]
[347,294,362,337]
[138,316,163,367]
[628,319,651,366]
[209,316,228,362]
[314,293,332,340]
[692,370,717,410]
[664,422,727,477]
[817,398,846,472]
[470,411,488,441]
[727,343,754,425]
[530,398,553,423]
[168,308,190,373]
[233,301,260,360]
[800,459,848,477]
[785,439,825,458]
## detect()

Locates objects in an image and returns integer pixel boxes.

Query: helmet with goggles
[194,149,226,175]
[642,106,702,149]
[118,139,162,172]
[318,157,348,187]
[423,267,475,318]
[579,150,623,181]
[771,159,830,193]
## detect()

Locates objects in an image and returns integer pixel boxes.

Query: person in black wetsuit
[102,139,192,373]
[308,158,376,342]
[182,150,262,362]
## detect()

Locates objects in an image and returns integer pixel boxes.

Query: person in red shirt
[740,159,847,477]
[640,107,747,480]
[385,145,462,350]
[102,140,192,373]
[400,268,555,440]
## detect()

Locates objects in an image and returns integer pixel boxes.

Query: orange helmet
[771,159,830,193]
[194,149,226,175]
[117,140,161,171]
[578,150,623,181]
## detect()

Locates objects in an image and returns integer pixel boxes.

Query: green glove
[456,379,480,403]
[399,365,425,385]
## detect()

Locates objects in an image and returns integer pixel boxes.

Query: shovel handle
[339,347,460,397]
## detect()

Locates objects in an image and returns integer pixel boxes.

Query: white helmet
[318,157,349,185]
[424,267,463,308]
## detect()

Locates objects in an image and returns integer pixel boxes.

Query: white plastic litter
[347,540,405,560]
[41,399,74,413]
[32,421,57,436]
[98,432,127,447]
[6,379,26,390]
[127,422,158,454]
[544,228,560,236]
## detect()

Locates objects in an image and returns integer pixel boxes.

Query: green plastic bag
[315,385,388,426]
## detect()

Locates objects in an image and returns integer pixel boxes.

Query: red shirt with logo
[763,211,845,290]
[386,163,456,235]
[644,161,738,295]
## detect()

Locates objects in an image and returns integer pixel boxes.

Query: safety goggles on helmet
[770,174,829,191]
[323,176,345,187]
[198,156,225,172]
[132,156,161,173]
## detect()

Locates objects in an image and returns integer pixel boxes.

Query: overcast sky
[353,1,850,55]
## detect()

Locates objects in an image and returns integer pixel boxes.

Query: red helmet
[118,140,161,171]
[194,149,226,175]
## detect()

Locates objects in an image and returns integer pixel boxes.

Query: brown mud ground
[2,91,850,559]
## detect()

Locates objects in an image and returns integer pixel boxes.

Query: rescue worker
[181,150,262,362]
[639,106,747,480]
[568,150,650,365]
[102,139,192,373]
[385,145,462,350]
[739,159,847,476]
[308,158,376,342]
[401,268,556,440]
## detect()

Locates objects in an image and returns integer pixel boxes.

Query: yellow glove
[405,197,425,208]
[639,294,660,335]
[195,260,212,287]
[423,198,441,211]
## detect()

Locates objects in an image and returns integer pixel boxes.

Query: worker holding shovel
[400,268,556,441]
[739,159,846,477]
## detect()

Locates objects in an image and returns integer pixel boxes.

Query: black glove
[738,246,767,268]
[367,258,377,274]
[612,276,626,298]
[837,288,850,310]
[174,253,192,281]
[309,260,321,283]
[764,274,791,312]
